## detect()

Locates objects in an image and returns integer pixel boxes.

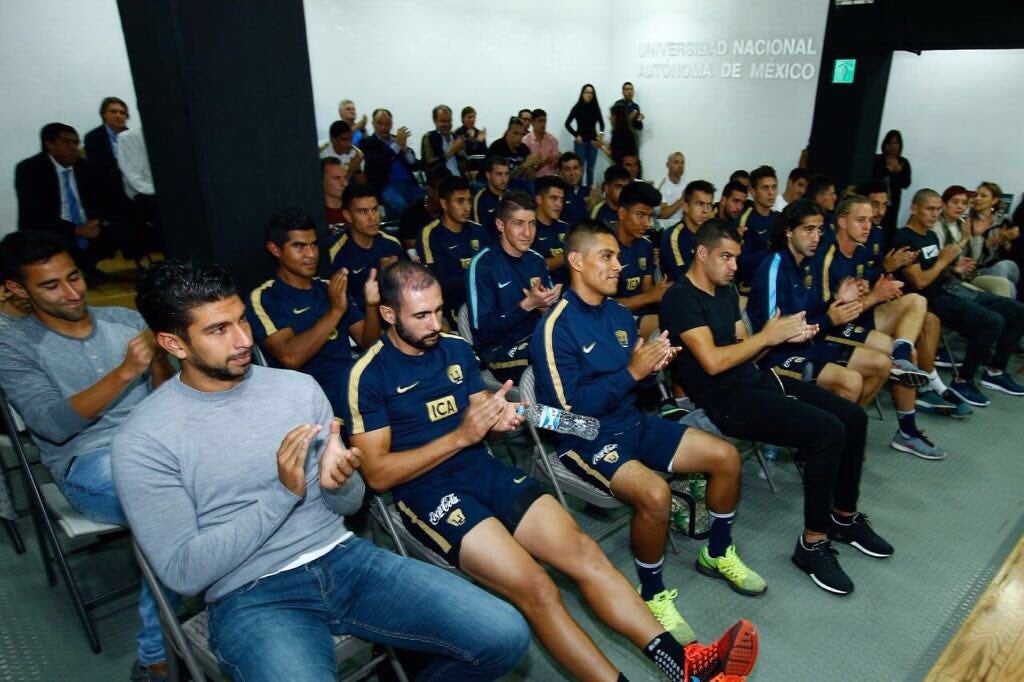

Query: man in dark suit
[359,108,423,217]
[420,104,466,178]
[84,98,145,260]
[15,123,117,277]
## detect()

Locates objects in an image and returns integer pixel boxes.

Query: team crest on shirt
[446,509,466,526]
[615,330,629,347]
[447,364,464,384]
[638,257,647,270]
[856,264,865,277]
[625,276,641,291]
[460,257,472,269]
[558,232,566,242]
[470,239,480,250]
[551,247,564,256]
[873,243,880,255]
[803,273,814,288]
[530,276,541,288]
[591,443,620,465]
[327,330,339,341]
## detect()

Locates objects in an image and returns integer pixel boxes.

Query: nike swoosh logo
[583,342,596,353]
[351,267,366,274]
[537,235,550,241]
[396,382,420,394]
[498,281,512,288]
[513,475,527,484]
[448,244,459,250]
[487,208,496,213]
[293,307,311,314]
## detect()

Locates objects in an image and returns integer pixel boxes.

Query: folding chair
[0,387,135,653]
[455,304,521,401]
[0,437,25,554]
[131,541,407,682]
[517,367,680,551]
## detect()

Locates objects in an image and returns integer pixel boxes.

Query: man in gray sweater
[0,230,175,680]
[114,259,528,682]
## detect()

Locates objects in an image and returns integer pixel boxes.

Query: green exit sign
[832,58,856,84]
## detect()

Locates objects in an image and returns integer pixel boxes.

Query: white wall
[0,0,828,235]
[609,0,827,187]
[0,1,138,236]
[880,49,1024,226]
[304,0,612,160]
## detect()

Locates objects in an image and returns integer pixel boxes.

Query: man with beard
[345,260,759,682]
[248,209,382,415]
[660,218,893,596]
[115,259,530,682]
[0,230,175,680]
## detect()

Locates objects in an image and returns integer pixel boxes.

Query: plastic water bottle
[517,403,600,440]
[758,445,779,480]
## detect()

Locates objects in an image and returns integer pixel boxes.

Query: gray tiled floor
[2,371,1023,681]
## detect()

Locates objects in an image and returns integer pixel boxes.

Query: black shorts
[395,456,545,567]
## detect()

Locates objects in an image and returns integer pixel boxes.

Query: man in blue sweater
[115,260,530,682]
[531,219,765,639]
[467,191,561,382]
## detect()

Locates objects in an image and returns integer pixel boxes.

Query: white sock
[928,370,948,395]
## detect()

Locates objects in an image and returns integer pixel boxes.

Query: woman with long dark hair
[564,84,604,187]
[871,129,911,240]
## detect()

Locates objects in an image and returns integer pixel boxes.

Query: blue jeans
[207,536,529,682]
[380,179,425,219]
[62,448,178,666]
[574,140,599,187]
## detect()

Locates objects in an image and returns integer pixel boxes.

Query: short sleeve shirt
[891,227,947,299]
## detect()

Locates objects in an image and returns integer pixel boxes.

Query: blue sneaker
[889,358,929,387]
[934,348,961,368]
[940,389,974,419]
[980,371,1024,396]
[890,429,946,460]
[948,380,990,407]
[914,389,955,416]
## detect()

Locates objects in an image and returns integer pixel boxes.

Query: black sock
[644,631,685,679]
[617,674,629,682]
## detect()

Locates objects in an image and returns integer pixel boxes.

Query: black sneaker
[829,512,894,558]
[791,537,853,595]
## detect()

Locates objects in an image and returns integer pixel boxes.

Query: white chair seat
[40,483,121,537]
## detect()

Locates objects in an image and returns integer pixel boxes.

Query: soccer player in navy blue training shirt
[660,218,893,596]
[814,195,947,459]
[248,209,382,415]
[747,200,894,407]
[855,180,966,417]
[807,174,838,232]
[472,155,507,242]
[557,152,592,226]
[660,180,715,282]
[591,164,631,227]
[328,183,406,310]
[467,191,561,382]
[613,182,670,340]
[532,175,571,284]
[531,219,765,641]
[345,260,760,682]
[715,181,749,223]
[734,166,780,292]
[417,175,490,324]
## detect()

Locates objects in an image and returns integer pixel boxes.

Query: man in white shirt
[657,151,686,228]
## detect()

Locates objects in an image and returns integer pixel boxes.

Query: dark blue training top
[466,245,552,350]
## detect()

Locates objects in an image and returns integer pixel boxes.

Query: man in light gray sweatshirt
[114,259,528,682]
[0,230,175,680]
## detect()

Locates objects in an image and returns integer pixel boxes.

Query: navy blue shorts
[823,316,873,347]
[762,341,854,380]
[395,456,545,567]
[558,413,686,494]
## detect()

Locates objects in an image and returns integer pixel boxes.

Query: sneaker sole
[947,386,990,407]
[915,402,956,416]
[790,556,853,595]
[980,379,1024,396]
[831,537,894,559]
[715,620,759,678]
[890,440,947,461]
[933,359,956,368]
[695,558,767,596]
[890,368,930,388]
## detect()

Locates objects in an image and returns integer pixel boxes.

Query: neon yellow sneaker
[638,587,696,644]
[696,545,767,596]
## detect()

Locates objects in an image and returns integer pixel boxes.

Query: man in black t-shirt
[487,117,542,187]
[660,218,894,597]
[892,188,1024,406]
